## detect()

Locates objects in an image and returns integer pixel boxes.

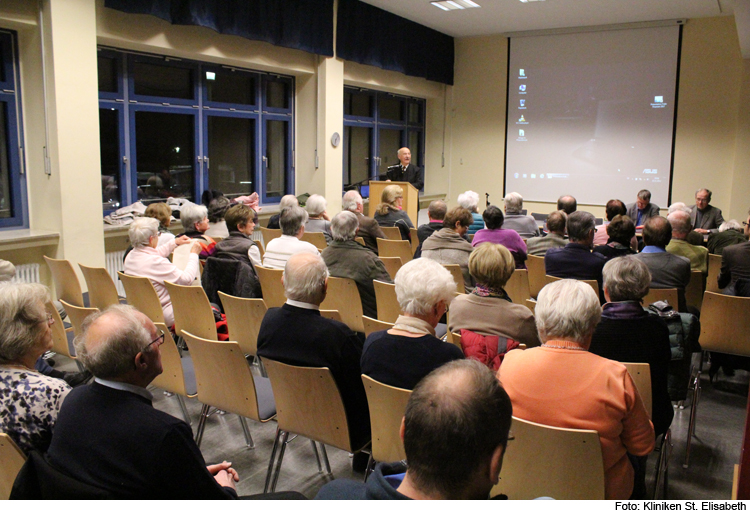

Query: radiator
[105,250,126,297]
[11,263,41,283]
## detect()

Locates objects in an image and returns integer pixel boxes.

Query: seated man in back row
[262,205,319,269]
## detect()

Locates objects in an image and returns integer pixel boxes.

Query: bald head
[668,210,692,239]
[557,195,577,215]
[283,252,329,305]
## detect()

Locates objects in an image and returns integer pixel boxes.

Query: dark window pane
[266,79,289,109]
[208,115,256,197]
[0,102,11,218]
[379,95,403,122]
[344,91,372,118]
[344,126,372,186]
[378,128,401,173]
[0,39,6,84]
[205,68,256,106]
[133,60,193,100]
[98,55,118,93]
[99,108,120,212]
[408,130,422,167]
[408,102,421,124]
[135,111,194,202]
[265,119,288,198]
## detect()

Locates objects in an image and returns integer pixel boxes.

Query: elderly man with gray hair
[502,192,539,238]
[708,219,748,255]
[305,194,333,243]
[262,205,319,269]
[321,211,392,319]
[342,190,385,254]
[666,210,709,274]
[257,253,370,467]
[45,305,239,499]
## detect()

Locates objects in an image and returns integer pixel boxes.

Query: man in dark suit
[717,212,750,295]
[257,252,370,459]
[46,305,239,499]
[385,147,423,191]
[690,188,724,235]
[626,189,660,228]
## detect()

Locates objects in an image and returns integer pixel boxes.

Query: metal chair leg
[311,441,323,473]
[264,427,283,493]
[364,453,375,482]
[653,428,671,499]
[239,416,255,449]
[195,404,211,448]
[320,444,333,477]
[270,431,290,492]
[176,394,191,425]
[684,364,702,468]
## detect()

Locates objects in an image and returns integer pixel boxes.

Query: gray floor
[52,353,748,499]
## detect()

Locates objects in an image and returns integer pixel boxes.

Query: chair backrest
[182,331,268,422]
[706,253,722,293]
[320,310,342,322]
[355,236,366,247]
[642,288,680,310]
[377,238,413,265]
[446,330,463,351]
[623,362,652,419]
[545,275,598,296]
[300,231,328,251]
[409,227,419,255]
[0,433,26,500]
[362,375,411,464]
[492,416,605,500]
[363,316,395,337]
[117,272,166,324]
[46,301,75,359]
[505,269,531,305]
[526,254,546,299]
[373,280,400,324]
[59,300,98,338]
[172,243,201,285]
[700,292,750,357]
[44,256,85,306]
[263,359,352,451]
[259,226,282,249]
[254,240,265,259]
[443,264,465,294]
[255,265,286,308]
[79,264,121,310]
[378,257,402,279]
[218,293,267,357]
[164,281,217,340]
[150,323,192,397]
[525,298,536,314]
[531,212,549,222]
[685,269,705,311]
[320,276,365,333]
[379,226,402,241]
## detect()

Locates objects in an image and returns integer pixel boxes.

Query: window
[343,87,425,190]
[98,50,294,214]
[0,30,26,228]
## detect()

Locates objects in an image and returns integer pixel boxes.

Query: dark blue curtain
[104,0,334,57]
[336,0,454,85]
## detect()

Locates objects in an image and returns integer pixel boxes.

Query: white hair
[331,211,359,241]
[457,191,479,212]
[279,194,299,209]
[719,220,742,232]
[283,253,329,304]
[394,259,456,317]
[306,194,328,216]
[180,203,208,232]
[129,217,160,248]
[0,282,51,362]
[667,210,692,235]
[342,190,363,212]
[279,205,309,236]
[602,255,651,302]
[668,202,691,215]
[504,192,523,214]
[535,280,602,344]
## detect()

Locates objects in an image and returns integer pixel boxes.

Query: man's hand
[175,235,192,246]
[208,461,239,488]
[695,228,709,235]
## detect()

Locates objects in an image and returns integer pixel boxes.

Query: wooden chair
[172,243,201,285]
[259,226,282,249]
[642,288,679,310]
[443,264,465,294]
[525,299,536,314]
[379,257,402,279]
[526,254,546,299]
[700,292,750,358]
[362,375,411,474]
[505,269,531,305]
[262,359,369,492]
[320,310,342,322]
[320,277,365,333]
[623,363,652,418]
[218,293,266,358]
[446,331,463,351]
[379,226,402,241]
[59,301,98,339]
[182,332,276,449]
[685,270,705,311]
[373,280,400,324]
[254,240,265,260]
[409,227,419,255]
[117,272,166,324]
[377,238,413,265]
[150,322,196,424]
[355,236,366,247]
[46,301,82,372]
[545,275,598,296]
[44,256,87,307]
[163,281,217,340]
[363,316,394,337]
[0,433,26,500]
[255,265,286,308]
[491,416,605,500]
[705,253,722,293]
[79,264,122,310]
[301,231,328,251]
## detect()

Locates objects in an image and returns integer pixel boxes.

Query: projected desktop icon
[522,173,527,178]
[519,69,525,77]
[654,96,663,103]
[514,172,519,179]
[531,174,536,179]
[519,129,525,137]
[520,99,526,108]
[519,85,526,92]
[519,115,526,122]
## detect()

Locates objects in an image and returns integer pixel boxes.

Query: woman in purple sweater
[472,205,527,269]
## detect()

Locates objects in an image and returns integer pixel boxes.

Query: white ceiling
[358,0,735,37]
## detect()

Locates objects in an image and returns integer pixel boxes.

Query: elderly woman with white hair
[0,283,71,453]
[457,190,484,235]
[321,211,392,319]
[305,194,333,243]
[708,219,747,255]
[176,203,216,259]
[124,217,201,327]
[267,194,299,230]
[498,279,654,500]
[360,258,463,390]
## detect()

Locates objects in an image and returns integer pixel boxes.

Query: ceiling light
[431,1,481,11]
[446,1,465,8]
[519,0,545,3]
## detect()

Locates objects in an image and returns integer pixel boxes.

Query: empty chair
[45,301,81,372]
[526,254,546,299]
[642,288,680,310]
[150,322,196,424]
[163,282,217,340]
[59,301,98,338]
[218,293,267,359]
[182,331,276,450]
[409,227,419,255]
[443,264,465,294]
[684,270,705,311]
[504,269,531,305]
[361,375,411,474]
[491,416,605,500]
[259,226,282,249]
[44,256,87,307]
[79,264,122,310]
[363,316,394,337]
[705,253,722,293]
[117,272,166,324]
[373,280,400,324]
[378,257,402,279]
[700,292,750,357]
[0,433,26,500]
[531,212,549,222]
[377,238,412,266]
[320,276,365,333]
[263,360,370,492]
[300,231,328,251]
[255,265,286,308]
[379,226,402,241]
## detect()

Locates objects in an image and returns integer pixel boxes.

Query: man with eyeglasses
[690,188,725,235]
[46,305,239,499]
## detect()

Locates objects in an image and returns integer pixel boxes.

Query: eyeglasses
[40,312,54,326]
[144,330,165,351]
[743,221,748,227]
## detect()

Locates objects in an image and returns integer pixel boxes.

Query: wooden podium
[368,180,419,226]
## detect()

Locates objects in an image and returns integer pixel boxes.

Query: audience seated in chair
[421,207,475,293]
[266,194,298,230]
[262,205,319,270]
[342,190,385,255]
[502,192,539,239]
[175,203,217,259]
[373,185,413,241]
[213,203,262,267]
[593,199,636,250]
[667,210,708,274]
[471,205,527,269]
[305,194,333,243]
[557,195,577,215]
[414,199,448,258]
[717,209,750,296]
[457,190,484,235]
[592,215,637,261]
[526,210,568,257]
